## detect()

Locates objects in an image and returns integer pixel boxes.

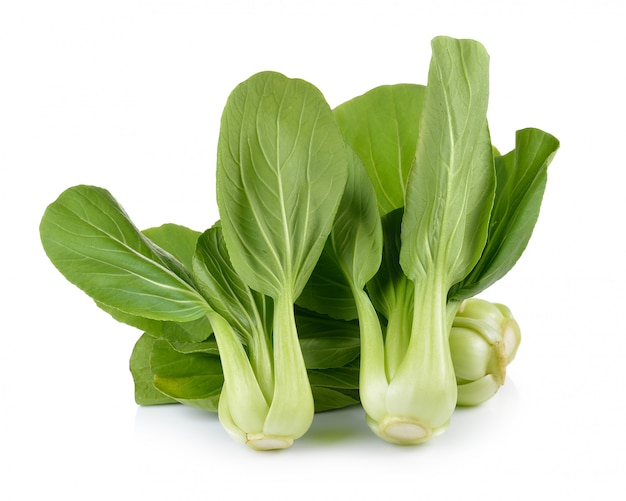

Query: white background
[2,1,625,499]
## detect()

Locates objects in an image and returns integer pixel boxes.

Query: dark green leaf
[449,128,560,299]
[366,208,413,319]
[296,240,358,321]
[40,185,209,322]
[311,387,360,412]
[296,307,360,369]
[307,367,360,389]
[129,333,177,406]
[97,301,212,343]
[150,339,223,411]
[329,147,382,289]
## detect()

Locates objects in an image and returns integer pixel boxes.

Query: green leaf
[334,84,426,215]
[166,338,220,355]
[307,367,360,389]
[400,37,495,286]
[366,209,415,375]
[143,223,202,271]
[97,301,213,343]
[92,225,209,342]
[129,333,177,406]
[329,147,383,290]
[449,127,560,300]
[216,71,349,299]
[296,147,382,320]
[360,36,495,444]
[40,185,209,322]
[215,71,349,446]
[296,242,358,321]
[193,226,271,343]
[296,307,361,369]
[150,339,223,411]
[366,208,412,319]
[311,387,360,412]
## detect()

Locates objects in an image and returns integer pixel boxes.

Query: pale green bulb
[450,299,521,406]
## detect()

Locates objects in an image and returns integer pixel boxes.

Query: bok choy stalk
[215,71,349,449]
[38,186,268,441]
[38,184,356,450]
[323,36,558,444]
[365,36,495,444]
[39,34,559,450]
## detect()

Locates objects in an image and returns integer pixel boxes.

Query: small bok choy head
[38,70,351,451]
[214,71,349,449]
[451,298,521,406]
[323,36,559,445]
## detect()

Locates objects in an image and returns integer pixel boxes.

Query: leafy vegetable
[450,299,521,406]
[214,71,349,449]
[39,186,209,323]
[39,35,559,450]
[380,36,494,443]
[449,127,560,300]
[319,36,557,444]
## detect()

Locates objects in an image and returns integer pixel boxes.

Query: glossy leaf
[449,127,560,300]
[94,224,211,343]
[40,185,209,322]
[167,338,220,356]
[334,84,426,215]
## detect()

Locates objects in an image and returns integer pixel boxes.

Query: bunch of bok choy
[40,35,559,450]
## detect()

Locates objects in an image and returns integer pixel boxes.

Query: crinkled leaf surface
[334,84,425,215]
[216,71,349,299]
[40,185,209,322]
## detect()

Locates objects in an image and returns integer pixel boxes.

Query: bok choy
[39,35,558,450]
